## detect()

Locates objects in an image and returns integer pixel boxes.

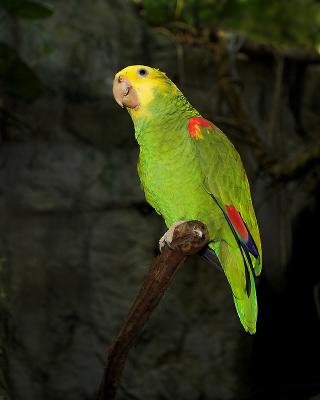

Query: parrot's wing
[188,117,262,333]
[189,116,262,273]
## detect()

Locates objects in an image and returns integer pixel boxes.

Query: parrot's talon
[193,227,203,237]
[164,239,174,250]
[159,220,186,252]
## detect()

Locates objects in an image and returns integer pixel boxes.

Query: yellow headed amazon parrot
[113,65,262,334]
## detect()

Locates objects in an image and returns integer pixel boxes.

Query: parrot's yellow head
[113,65,178,118]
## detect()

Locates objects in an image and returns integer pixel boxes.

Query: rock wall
[0,1,319,399]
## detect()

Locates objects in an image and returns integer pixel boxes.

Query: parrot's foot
[159,221,186,251]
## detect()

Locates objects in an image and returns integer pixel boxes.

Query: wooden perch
[97,220,209,400]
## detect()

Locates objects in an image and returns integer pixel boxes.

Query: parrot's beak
[113,76,140,110]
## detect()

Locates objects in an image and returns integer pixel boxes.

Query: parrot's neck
[129,89,198,150]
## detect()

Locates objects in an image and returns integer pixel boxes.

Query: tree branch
[170,27,320,64]
[97,220,209,400]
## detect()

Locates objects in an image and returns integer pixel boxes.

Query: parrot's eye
[137,68,149,77]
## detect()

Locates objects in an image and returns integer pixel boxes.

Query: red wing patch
[188,117,213,140]
[226,205,249,242]
[225,204,259,260]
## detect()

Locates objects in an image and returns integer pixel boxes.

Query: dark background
[0,1,319,399]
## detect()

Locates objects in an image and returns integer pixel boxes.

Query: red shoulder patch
[188,117,213,140]
[226,205,249,242]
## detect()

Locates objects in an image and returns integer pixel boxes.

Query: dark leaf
[140,0,320,50]
[0,0,53,19]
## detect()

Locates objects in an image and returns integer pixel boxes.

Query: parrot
[112,65,262,334]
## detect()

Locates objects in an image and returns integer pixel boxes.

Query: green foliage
[140,0,177,25]
[139,0,320,50]
[0,0,52,19]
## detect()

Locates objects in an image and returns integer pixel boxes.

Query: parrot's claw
[159,220,186,251]
[192,227,203,238]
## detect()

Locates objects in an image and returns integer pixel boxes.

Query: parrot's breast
[138,139,197,224]
[137,136,221,234]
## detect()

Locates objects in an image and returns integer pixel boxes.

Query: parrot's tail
[216,241,258,334]
[199,246,223,272]
[206,194,260,333]
[233,267,257,334]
